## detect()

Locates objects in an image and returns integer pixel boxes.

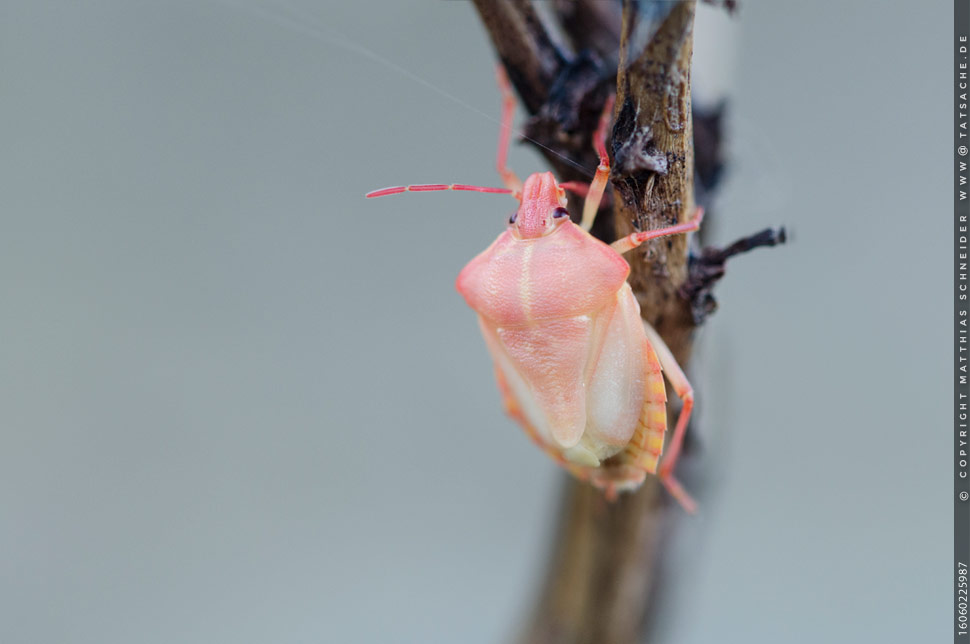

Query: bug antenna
[366,183,517,199]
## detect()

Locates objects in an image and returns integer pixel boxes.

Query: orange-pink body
[456,173,668,493]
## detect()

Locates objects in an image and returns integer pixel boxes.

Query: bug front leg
[641,321,697,514]
[580,95,615,232]
[495,66,523,194]
[611,207,705,255]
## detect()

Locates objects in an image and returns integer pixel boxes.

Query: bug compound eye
[508,212,518,225]
[552,207,570,219]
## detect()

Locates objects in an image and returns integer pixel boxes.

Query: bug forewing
[582,283,648,450]
[494,318,592,447]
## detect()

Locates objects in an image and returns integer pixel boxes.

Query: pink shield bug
[367,69,702,512]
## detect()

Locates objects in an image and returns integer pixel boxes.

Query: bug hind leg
[593,322,697,513]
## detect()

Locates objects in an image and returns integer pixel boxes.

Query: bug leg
[495,66,524,194]
[610,207,705,255]
[641,320,697,513]
[580,95,616,231]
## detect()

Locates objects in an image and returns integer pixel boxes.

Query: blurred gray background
[0,1,952,642]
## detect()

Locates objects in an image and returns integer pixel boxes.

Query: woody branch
[471,1,782,642]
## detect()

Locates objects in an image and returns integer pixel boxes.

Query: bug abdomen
[482,285,669,495]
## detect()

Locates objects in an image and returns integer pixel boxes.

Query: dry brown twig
[469,1,782,642]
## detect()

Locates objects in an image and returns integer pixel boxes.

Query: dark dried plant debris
[522,50,615,172]
[682,226,788,324]
[692,103,727,197]
[700,0,738,14]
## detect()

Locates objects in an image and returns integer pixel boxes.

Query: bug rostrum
[367,69,702,512]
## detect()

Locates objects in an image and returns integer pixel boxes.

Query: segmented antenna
[365,184,516,198]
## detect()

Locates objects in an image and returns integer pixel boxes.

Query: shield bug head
[508,172,570,240]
